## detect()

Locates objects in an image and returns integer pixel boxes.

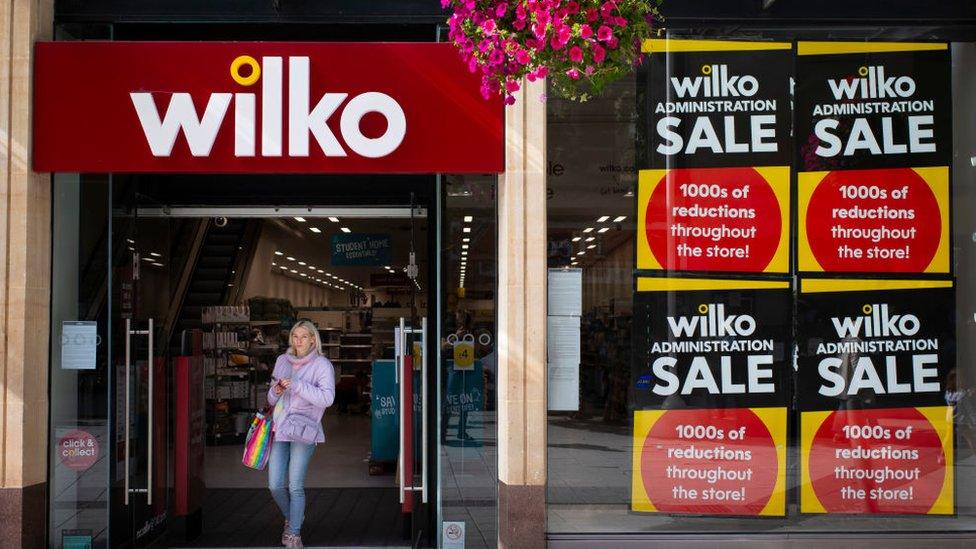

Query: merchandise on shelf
[202,331,243,350]
[201,305,250,324]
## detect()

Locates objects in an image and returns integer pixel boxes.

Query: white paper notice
[61,321,97,370]
[547,316,580,364]
[548,359,580,411]
[548,268,582,316]
[547,316,580,411]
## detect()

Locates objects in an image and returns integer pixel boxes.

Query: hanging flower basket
[444,0,663,104]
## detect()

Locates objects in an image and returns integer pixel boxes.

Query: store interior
[146,211,437,546]
[188,215,429,488]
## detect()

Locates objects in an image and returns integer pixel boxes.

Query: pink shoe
[282,533,304,548]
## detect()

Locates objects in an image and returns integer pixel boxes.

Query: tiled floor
[173,488,405,547]
[440,410,498,549]
[184,408,498,548]
[205,413,394,489]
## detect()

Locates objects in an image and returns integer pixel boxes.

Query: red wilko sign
[33,42,504,173]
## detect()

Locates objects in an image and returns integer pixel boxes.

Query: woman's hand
[272,378,291,395]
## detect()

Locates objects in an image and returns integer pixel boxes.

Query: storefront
[544,2,976,547]
[20,4,512,548]
[0,1,974,548]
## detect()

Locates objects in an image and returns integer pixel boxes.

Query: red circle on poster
[58,430,99,471]
[644,168,782,273]
[805,168,941,272]
[807,408,946,514]
[641,409,779,514]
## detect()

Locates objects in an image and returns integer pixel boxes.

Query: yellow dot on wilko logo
[701,64,712,75]
[862,304,873,314]
[858,66,869,77]
[698,303,709,314]
[231,55,261,86]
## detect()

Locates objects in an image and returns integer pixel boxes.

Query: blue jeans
[268,440,315,535]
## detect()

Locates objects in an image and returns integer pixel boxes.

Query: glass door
[110,181,176,548]
[99,178,440,547]
[392,197,437,547]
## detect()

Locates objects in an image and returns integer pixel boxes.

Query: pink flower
[532,22,547,40]
[440,0,451,8]
[566,68,581,80]
[607,36,619,49]
[534,66,549,78]
[592,43,606,63]
[506,79,521,93]
[584,65,595,76]
[585,8,599,22]
[535,10,551,28]
[580,24,593,39]
[557,25,572,44]
[515,48,531,65]
[481,19,496,34]
[569,46,584,63]
[600,2,615,19]
[495,2,507,17]
[566,1,580,14]
[597,25,613,42]
[504,95,516,105]
[550,25,572,49]
[613,16,627,27]
[514,18,526,30]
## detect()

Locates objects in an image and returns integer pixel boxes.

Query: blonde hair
[288,320,322,357]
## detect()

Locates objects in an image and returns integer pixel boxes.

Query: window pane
[546,32,976,535]
[440,175,498,547]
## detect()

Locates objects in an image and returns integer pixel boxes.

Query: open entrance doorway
[92,176,437,547]
[49,173,500,548]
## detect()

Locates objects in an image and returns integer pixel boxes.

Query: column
[0,1,54,548]
[496,77,547,549]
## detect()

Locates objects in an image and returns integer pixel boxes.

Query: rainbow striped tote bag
[242,406,274,470]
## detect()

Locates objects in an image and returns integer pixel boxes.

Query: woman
[267,320,336,548]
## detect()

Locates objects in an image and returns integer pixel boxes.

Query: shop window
[546,31,976,535]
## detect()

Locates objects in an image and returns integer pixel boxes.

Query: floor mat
[173,488,407,547]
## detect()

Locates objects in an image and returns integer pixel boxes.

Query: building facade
[0,1,975,548]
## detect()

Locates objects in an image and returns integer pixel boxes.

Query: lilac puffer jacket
[267,352,336,443]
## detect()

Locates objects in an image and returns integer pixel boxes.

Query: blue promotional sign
[371,360,398,461]
[331,233,392,266]
[370,360,423,462]
[446,360,484,415]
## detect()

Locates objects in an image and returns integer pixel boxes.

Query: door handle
[393,316,407,505]
[147,317,154,505]
[419,317,428,504]
[124,318,154,506]
[125,319,131,505]
[397,317,428,508]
